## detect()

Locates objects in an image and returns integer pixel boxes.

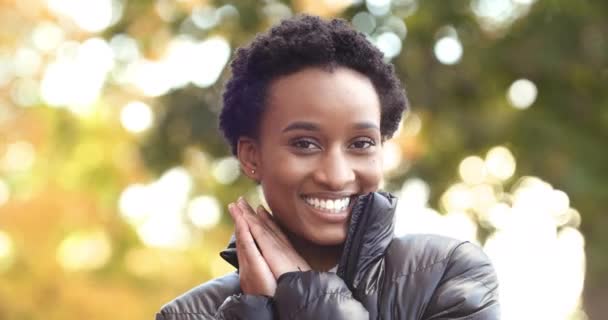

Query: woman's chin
[305,229,347,246]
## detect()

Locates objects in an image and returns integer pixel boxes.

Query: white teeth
[303,196,351,213]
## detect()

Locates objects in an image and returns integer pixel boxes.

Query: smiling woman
[156,14,500,320]
[244,67,383,250]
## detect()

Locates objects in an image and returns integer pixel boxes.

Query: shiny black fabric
[156,192,500,319]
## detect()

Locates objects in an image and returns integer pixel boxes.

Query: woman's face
[253,67,383,245]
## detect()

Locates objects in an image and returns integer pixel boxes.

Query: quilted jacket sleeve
[155,294,273,320]
[273,271,369,320]
[215,294,274,319]
[423,242,500,320]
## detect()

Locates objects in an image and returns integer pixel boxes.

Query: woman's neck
[286,232,344,272]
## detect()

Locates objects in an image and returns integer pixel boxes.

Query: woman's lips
[300,196,355,223]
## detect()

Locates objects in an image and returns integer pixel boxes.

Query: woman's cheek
[363,156,383,189]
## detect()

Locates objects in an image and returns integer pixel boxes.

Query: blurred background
[0,0,606,319]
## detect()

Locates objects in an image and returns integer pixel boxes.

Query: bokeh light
[40,38,114,113]
[2,140,36,172]
[109,34,140,63]
[459,156,487,185]
[190,37,231,88]
[136,212,191,249]
[441,183,474,212]
[14,47,42,77]
[187,195,222,230]
[366,0,391,16]
[394,145,586,319]
[392,0,418,17]
[212,157,240,185]
[10,78,40,107]
[0,230,14,272]
[120,101,154,133]
[375,31,402,59]
[56,229,112,271]
[434,36,463,65]
[119,183,149,223]
[119,167,194,249]
[471,0,536,34]
[0,179,10,206]
[382,140,403,173]
[513,0,537,4]
[352,11,376,34]
[0,54,13,87]
[45,0,123,33]
[399,113,422,136]
[191,5,221,30]
[263,2,293,23]
[384,15,407,39]
[485,146,516,181]
[507,78,538,109]
[399,178,430,208]
[130,59,172,97]
[31,21,65,52]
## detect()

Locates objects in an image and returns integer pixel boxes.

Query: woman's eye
[292,140,319,150]
[351,139,376,149]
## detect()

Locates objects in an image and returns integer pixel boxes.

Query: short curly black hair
[219,14,409,156]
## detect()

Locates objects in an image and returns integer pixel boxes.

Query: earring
[251,169,256,174]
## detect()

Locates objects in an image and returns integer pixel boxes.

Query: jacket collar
[337,191,397,289]
[219,191,398,287]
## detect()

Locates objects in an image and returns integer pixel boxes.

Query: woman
[157,15,500,319]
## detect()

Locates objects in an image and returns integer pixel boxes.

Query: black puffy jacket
[156,192,500,319]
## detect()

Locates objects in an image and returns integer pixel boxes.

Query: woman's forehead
[263,67,381,126]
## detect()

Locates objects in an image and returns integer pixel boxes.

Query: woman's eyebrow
[282,121,379,133]
[282,121,319,132]
[352,122,380,131]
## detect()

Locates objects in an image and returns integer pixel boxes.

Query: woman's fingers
[235,197,311,278]
[256,205,290,243]
[229,203,249,271]
[230,203,262,262]
[236,198,287,244]
[236,200,285,251]
[228,202,277,296]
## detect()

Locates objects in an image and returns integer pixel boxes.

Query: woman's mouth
[300,195,357,222]
[303,196,351,212]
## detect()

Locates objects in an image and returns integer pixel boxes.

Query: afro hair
[219,14,409,156]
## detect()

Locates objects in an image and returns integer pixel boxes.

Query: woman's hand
[228,197,311,296]
[236,198,311,278]
[228,202,277,297]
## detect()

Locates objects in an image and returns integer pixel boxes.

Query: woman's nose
[313,149,355,190]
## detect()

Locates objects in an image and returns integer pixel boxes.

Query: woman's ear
[236,137,261,182]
